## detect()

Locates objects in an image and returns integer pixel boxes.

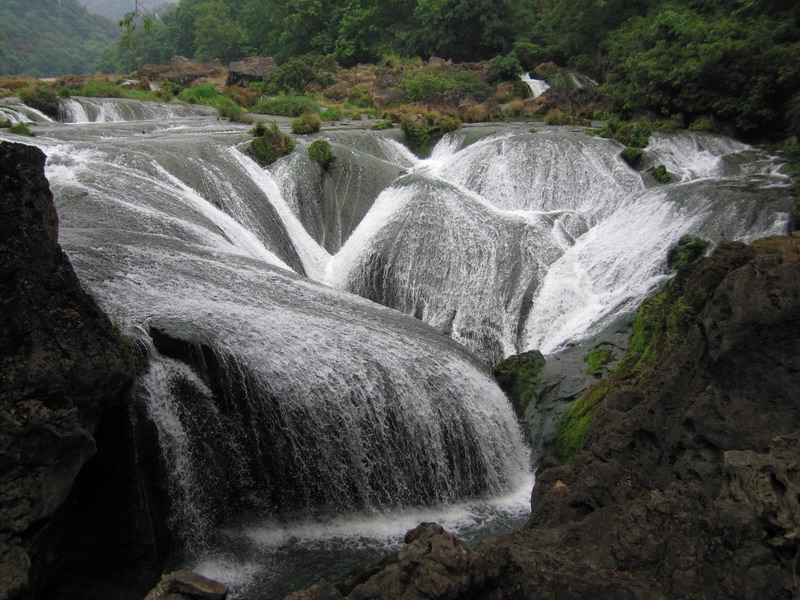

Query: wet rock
[137,56,226,87]
[144,570,228,600]
[0,142,134,599]
[291,235,800,599]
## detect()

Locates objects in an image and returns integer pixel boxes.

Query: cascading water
[0,105,793,597]
[57,96,217,123]
[520,73,550,98]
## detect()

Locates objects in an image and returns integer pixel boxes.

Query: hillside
[78,0,176,21]
[0,0,120,77]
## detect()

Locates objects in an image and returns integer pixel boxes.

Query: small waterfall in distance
[520,73,551,98]
[1,107,792,598]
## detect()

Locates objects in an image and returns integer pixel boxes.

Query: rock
[226,56,277,87]
[0,142,134,599]
[290,235,800,599]
[144,570,228,600]
[136,56,226,87]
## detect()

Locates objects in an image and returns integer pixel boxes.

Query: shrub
[321,106,343,121]
[80,79,123,98]
[249,121,296,165]
[178,85,218,104]
[460,102,489,123]
[503,98,526,118]
[57,87,71,98]
[372,118,393,130]
[401,111,461,156]
[488,53,523,83]
[650,164,673,184]
[256,95,319,117]
[597,118,652,147]
[250,120,268,137]
[225,85,258,108]
[544,108,567,125]
[266,54,338,94]
[19,86,60,118]
[291,112,322,134]
[308,139,333,168]
[512,41,545,71]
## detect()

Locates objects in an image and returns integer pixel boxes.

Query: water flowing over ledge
[0,105,792,598]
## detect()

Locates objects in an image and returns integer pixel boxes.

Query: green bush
[512,41,545,71]
[401,111,461,156]
[19,86,60,119]
[249,122,296,165]
[544,108,567,125]
[291,112,322,134]
[256,95,319,117]
[321,106,343,121]
[596,118,652,148]
[57,87,72,99]
[650,164,673,184]
[266,54,338,94]
[250,120,268,137]
[620,146,643,168]
[178,85,218,104]
[488,53,523,83]
[308,139,333,168]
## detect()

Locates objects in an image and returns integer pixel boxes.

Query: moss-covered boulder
[308,139,333,169]
[249,122,296,165]
[667,234,709,270]
[492,350,546,423]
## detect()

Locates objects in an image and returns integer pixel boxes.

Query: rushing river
[0,96,792,598]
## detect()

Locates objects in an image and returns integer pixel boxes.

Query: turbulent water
[1,96,793,598]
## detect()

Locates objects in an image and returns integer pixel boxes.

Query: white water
[520,73,551,98]
[1,107,792,598]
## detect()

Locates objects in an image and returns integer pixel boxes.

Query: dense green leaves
[602,7,800,133]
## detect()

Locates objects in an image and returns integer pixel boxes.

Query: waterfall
[57,96,217,123]
[520,73,551,98]
[2,106,792,598]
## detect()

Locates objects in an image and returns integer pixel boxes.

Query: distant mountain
[0,0,121,77]
[78,0,177,21]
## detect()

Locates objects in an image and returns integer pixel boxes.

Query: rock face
[290,236,800,599]
[0,142,134,599]
[226,56,277,87]
[144,570,228,600]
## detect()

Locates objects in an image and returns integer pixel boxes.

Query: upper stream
[0,96,792,598]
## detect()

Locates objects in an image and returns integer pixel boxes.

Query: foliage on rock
[291,112,322,134]
[308,139,333,169]
[249,121,296,165]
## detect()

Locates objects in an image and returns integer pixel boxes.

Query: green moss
[372,118,393,130]
[620,146,643,168]
[249,122,296,165]
[491,350,546,420]
[585,344,614,375]
[9,122,33,136]
[650,164,673,183]
[308,139,333,169]
[555,383,606,462]
[291,112,322,134]
[668,235,709,270]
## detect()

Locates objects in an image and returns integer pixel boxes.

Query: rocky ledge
[289,235,800,599]
[0,142,134,600]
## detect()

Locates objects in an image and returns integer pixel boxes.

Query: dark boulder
[143,570,227,600]
[0,142,134,599]
[226,57,277,87]
[136,56,226,88]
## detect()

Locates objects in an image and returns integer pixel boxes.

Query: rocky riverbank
[288,235,800,599]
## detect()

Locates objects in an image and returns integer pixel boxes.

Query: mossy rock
[649,164,675,183]
[584,344,615,376]
[308,139,333,169]
[667,235,709,270]
[249,123,296,165]
[620,146,643,168]
[491,350,546,422]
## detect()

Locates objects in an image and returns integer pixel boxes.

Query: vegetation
[0,0,119,77]
[19,86,60,119]
[400,111,461,156]
[249,121,295,165]
[585,344,614,376]
[650,164,673,184]
[291,112,322,134]
[256,95,319,117]
[667,235,709,270]
[308,139,333,168]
